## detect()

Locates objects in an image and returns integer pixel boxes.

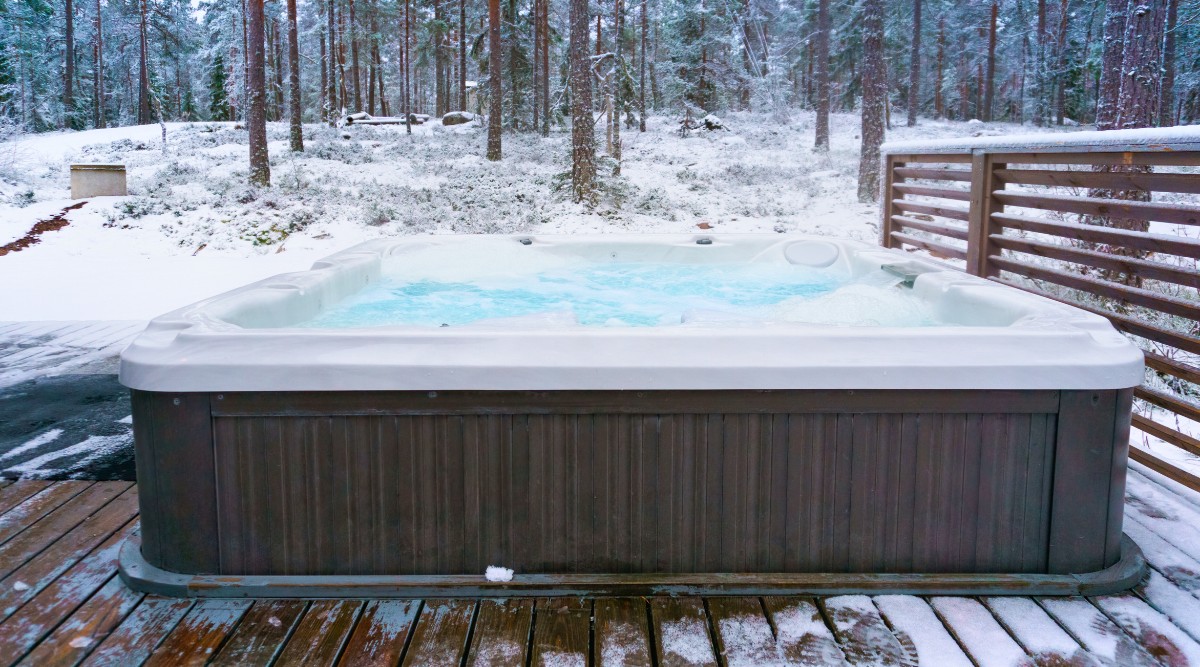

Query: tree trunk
[242,0,250,119]
[287,0,303,151]
[93,0,104,128]
[508,0,520,129]
[404,0,412,133]
[649,24,660,107]
[857,0,885,202]
[328,0,337,123]
[1116,0,1164,129]
[320,10,328,121]
[934,17,944,118]
[540,0,550,134]
[1091,0,1164,286]
[569,0,595,200]
[460,0,467,110]
[273,15,286,120]
[435,0,445,116]
[534,0,542,129]
[367,4,376,115]
[64,0,76,129]
[813,0,830,150]
[248,0,271,186]
[338,2,349,112]
[1159,0,1177,126]
[983,0,997,121]
[1052,0,1068,124]
[1032,0,1046,125]
[612,0,622,174]
[486,0,502,159]
[1094,0,1127,129]
[906,0,920,127]
[348,0,361,112]
[1017,0,1028,122]
[138,0,151,124]
[639,0,647,131]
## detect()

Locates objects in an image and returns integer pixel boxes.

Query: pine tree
[209,53,232,120]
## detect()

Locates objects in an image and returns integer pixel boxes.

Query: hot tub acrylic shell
[118,235,1147,597]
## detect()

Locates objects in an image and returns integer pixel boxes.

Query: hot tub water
[299,261,938,328]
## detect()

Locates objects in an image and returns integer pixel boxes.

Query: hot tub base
[118,533,1147,598]
[130,387,1135,590]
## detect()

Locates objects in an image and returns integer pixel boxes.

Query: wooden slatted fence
[881,132,1200,491]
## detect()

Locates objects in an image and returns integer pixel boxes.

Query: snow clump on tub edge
[485,565,514,582]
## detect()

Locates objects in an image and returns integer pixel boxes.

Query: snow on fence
[880,128,1200,490]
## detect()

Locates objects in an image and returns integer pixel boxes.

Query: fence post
[881,154,903,248]
[966,152,1003,277]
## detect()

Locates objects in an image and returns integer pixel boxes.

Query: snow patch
[0,429,64,461]
[3,432,132,479]
[538,651,585,667]
[659,617,716,664]
[484,566,514,582]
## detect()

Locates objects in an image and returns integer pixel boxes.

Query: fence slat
[893,167,973,182]
[892,216,970,241]
[989,256,1200,322]
[889,231,968,260]
[1145,352,1200,386]
[992,213,1200,259]
[988,152,1200,166]
[995,168,1200,195]
[989,235,1200,288]
[892,184,973,201]
[1132,414,1200,457]
[1135,386,1200,425]
[994,191,1200,227]
[1129,447,1200,489]
[893,200,971,222]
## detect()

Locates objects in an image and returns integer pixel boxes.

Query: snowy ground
[0,111,1056,320]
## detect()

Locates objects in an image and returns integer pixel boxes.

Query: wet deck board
[0,320,145,389]
[0,468,1197,664]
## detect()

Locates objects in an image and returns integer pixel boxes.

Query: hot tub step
[117,534,1148,599]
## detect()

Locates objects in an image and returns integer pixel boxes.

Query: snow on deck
[0,466,1199,664]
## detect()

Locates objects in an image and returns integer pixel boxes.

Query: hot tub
[118,234,1146,597]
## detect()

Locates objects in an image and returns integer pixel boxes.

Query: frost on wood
[658,616,716,665]
[874,596,971,667]
[982,597,1083,665]
[714,612,786,666]
[883,123,1200,154]
[927,597,1029,667]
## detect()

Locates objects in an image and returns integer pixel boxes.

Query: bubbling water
[298,262,941,329]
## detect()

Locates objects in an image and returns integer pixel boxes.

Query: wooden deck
[0,468,1199,665]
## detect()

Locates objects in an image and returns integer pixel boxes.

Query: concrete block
[71,163,127,198]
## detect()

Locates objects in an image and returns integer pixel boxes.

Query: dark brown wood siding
[162,391,1089,578]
